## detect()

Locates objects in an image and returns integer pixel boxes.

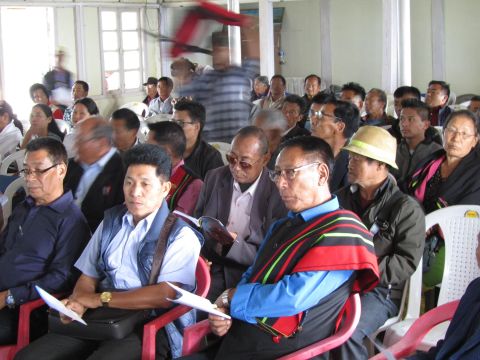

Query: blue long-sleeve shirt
[230,196,353,323]
[0,191,91,304]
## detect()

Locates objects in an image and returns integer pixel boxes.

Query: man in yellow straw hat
[333,125,425,359]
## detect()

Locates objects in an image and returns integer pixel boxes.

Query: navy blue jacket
[409,277,480,360]
[0,191,90,304]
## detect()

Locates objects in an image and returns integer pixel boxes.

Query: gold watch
[100,291,112,307]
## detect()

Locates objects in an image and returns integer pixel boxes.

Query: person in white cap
[333,125,425,359]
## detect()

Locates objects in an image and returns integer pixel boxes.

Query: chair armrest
[142,305,191,360]
[181,320,212,356]
[370,299,460,360]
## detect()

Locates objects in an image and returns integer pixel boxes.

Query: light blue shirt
[230,196,354,323]
[147,96,173,117]
[75,206,201,290]
[74,147,117,207]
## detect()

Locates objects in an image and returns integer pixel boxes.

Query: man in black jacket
[64,117,125,231]
[334,125,425,359]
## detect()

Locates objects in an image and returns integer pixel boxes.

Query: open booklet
[173,210,235,244]
[166,282,231,319]
[35,285,87,325]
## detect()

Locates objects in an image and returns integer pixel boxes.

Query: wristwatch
[100,291,112,307]
[220,289,230,308]
[5,290,15,309]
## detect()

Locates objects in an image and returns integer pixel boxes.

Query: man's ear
[336,121,346,134]
[161,180,172,196]
[317,163,330,186]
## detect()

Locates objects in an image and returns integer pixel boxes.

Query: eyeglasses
[269,162,320,182]
[309,109,342,121]
[225,153,263,170]
[171,119,195,128]
[20,164,59,178]
[444,127,477,140]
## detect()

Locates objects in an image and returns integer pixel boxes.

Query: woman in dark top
[21,104,65,148]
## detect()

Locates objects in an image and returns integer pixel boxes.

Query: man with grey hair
[253,110,287,169]
[64,116,125,231]
[250,75,269,102]
[362,88,396,128]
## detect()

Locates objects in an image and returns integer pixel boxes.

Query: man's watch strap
[5,290,15,309]
[221,289,230,308]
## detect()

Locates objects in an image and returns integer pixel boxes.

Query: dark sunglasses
[225,153,262,170]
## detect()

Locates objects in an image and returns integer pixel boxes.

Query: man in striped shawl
[204,136,380,360]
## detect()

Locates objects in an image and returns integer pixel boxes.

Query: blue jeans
[333,287,399,360]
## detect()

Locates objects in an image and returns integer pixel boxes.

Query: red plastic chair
[181,293,361,359]
[141,257,211,360]
[0,295,63,360]
[369,299,460,360]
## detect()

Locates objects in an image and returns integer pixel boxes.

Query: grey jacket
[336,176,425,300]
[394,139,442,182]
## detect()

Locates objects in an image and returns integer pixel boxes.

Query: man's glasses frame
[20,164,59,178]
[269,162,321,182]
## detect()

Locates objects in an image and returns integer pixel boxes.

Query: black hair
[111,108,140,131]
[158,77,174,89]
[279,136,334,175]
[283,94,306,114]
[341,82,366,101]
[74,80,89,93]
[470,95,480,103]
[0,100,15,120]
[428,80,450,98]
[74,97,99,116]
[325,99,360,138]
[311,92,336,106]
[400,99,430,122]
[29,83,50,101]
[443,109,480,135]
[124,143,172,180]
[174,100,206,131]
[304,74,321,86]
[367,88,387,105]
[393,86,421,100]
[26,137,67,165]
[271,74,287,87]
[234,126,269,155]
[147,121,186,159]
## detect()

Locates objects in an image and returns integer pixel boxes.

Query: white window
[100,9,142,93]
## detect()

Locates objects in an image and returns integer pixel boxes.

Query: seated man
[64,117,125,231]
[147,77,174,117]
[195,126,287,302]
[340,81,366,112]
[334,126,425,359]
[147,121,203,215]
[280,94,310,142]
[310,99,359,192]
[362,88,396,128]
[301,74,322,123]
[468,95,480,113]
[203,136,380,359]
[16,144,203,360]
[172,100,224,180]
[394,99,442,184]
[407,231,480,360]
[110,108,140,157]
[253,75,287,112]
[0,138,90,345]
[425,80,452,126]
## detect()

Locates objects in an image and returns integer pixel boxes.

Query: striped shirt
[180,59,260,143]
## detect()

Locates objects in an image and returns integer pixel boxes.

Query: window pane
[121,12,137,30]
[101,11,117,31]
[124,70,140,90]
[105,71,120,91]
[102,32,118,51]
[123,50,139,70]
[122,31,138,50]
[104,51,119,71]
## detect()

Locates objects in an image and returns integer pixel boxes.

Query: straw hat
[342,125,398,169]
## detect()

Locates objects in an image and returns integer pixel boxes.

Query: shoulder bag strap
[148,213,178,285]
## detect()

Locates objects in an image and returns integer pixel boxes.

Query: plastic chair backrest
[121,102,149,117]
[425,205,480,305]
[141,257,211,360]
[55,119,71,135]
[208,142,230,165]
[2,177,26,231]
[0,150,26,175]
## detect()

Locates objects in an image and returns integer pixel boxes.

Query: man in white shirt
[147,77,174,117]
[16,144,203,360]
[194,126,287,302]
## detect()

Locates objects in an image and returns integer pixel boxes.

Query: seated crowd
[0,36,479,360]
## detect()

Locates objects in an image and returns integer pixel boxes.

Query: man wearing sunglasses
[0,138,90,345]
[204,136,379,359]
[194,126,287,303]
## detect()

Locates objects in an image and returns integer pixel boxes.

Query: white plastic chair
[55,119,71,135]
[0,149,26,175]
[121,102,149,118]
[383,205,480,352]
[209,142,230,165]
[1,177,26,231]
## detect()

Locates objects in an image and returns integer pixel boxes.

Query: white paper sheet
[35,285,87,325]
[173,210,200,227]
[166,282,231,319]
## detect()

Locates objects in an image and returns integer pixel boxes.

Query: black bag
[422,233,442,273]
[48,213,178,340]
